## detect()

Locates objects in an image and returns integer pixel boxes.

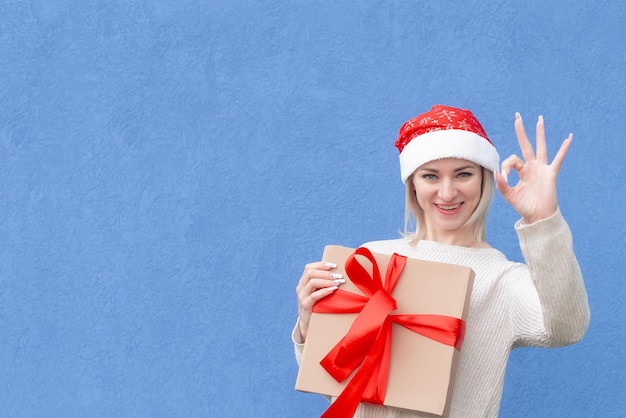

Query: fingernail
[515,112,522,120]
[333,278,346,285]
[501,169,508,184]
[324,262,337,268]
[328,286,338,292]
[538,115,543,123]
[330,272,343,279]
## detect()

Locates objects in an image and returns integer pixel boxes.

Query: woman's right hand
[296,261,345,342]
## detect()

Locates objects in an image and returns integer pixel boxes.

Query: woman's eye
[422,174,437,180]
[458,172,472,178]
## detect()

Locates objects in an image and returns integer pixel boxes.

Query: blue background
[0,1,623,417]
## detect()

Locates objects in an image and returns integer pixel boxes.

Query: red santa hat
[394,105,500,184]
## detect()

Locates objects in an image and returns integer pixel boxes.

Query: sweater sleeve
[292,319,305,366]
[510,208,590,347]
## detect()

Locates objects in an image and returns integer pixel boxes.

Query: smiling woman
[408,159,487,247]
[292,104,590,418]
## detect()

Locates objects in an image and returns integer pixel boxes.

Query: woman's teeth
[438,204,461,210]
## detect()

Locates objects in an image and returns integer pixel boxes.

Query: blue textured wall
[0,1,623,417]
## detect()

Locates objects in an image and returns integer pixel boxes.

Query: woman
[293,105,590,417]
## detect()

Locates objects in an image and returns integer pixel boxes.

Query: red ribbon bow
[312,247,466,418]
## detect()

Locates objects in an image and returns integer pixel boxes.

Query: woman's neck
[423,229,490,248]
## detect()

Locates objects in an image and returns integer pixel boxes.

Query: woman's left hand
[495,113,572,224]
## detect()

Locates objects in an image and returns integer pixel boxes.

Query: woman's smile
[435,202,463,213]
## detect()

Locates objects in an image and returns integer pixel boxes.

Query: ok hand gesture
[495,113,572,224]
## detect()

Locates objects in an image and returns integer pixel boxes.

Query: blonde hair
[403,167,494,245]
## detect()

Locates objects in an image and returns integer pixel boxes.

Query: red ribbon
[312,247,466,418]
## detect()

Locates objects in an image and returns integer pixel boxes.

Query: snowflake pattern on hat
[395,105,492,153]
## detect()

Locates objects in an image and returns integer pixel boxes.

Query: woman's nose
[438,179,458,201]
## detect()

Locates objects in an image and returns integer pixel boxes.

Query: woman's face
[411,158,483,244]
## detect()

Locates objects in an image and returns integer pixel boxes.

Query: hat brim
[399,129,500,183]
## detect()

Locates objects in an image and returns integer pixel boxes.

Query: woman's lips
[435,203,463,214]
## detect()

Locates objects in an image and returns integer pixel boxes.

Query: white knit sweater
[293,209,590,417]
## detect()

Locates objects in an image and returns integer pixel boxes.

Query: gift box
[295,245,475,417]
